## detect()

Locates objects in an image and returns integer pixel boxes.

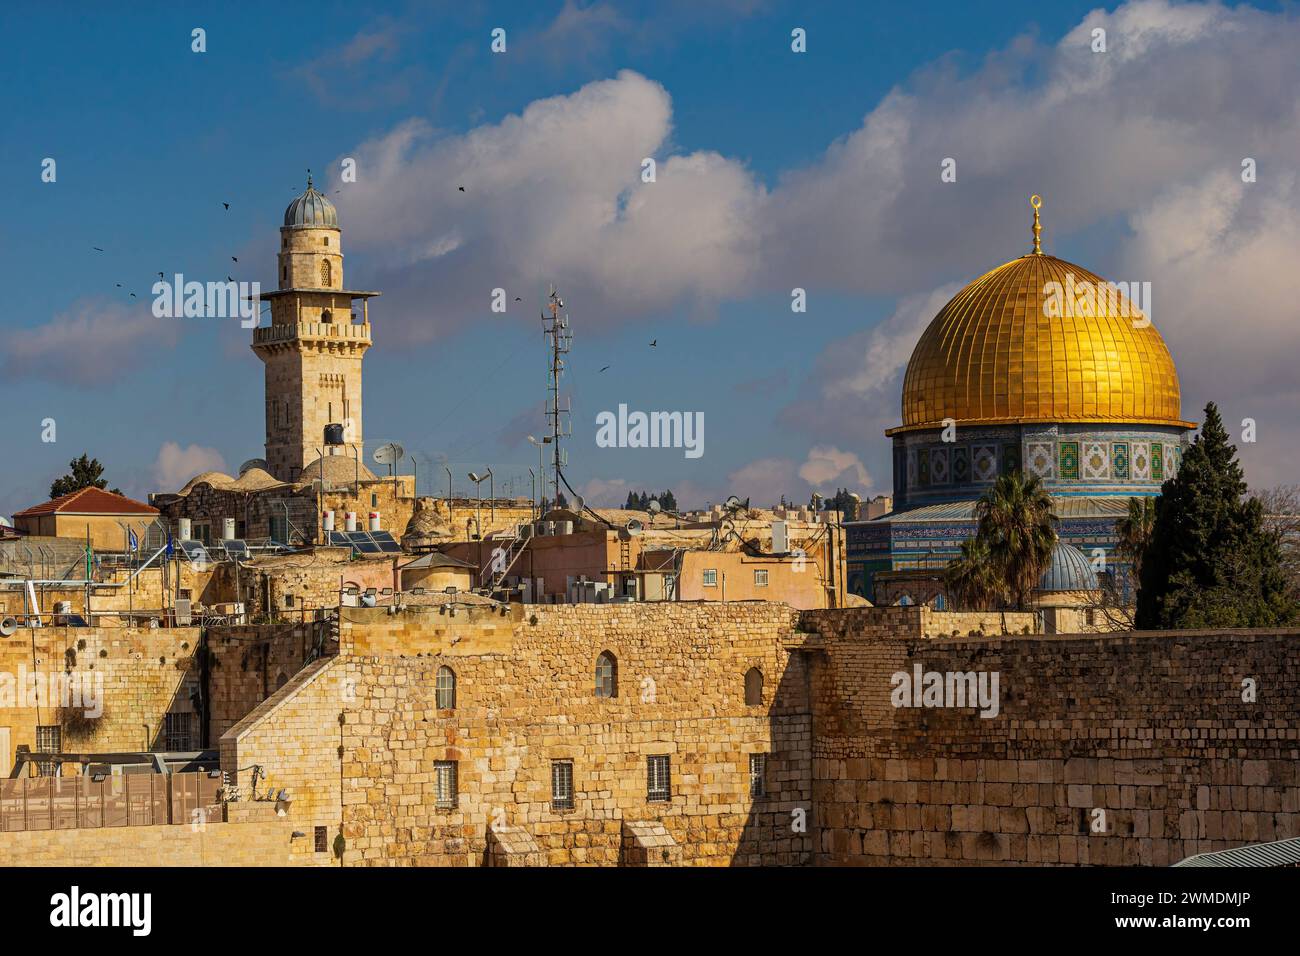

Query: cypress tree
[1135,402,1297,628]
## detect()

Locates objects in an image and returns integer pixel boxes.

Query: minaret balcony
[253,321,372,348]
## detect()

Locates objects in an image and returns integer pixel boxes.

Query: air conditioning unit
[175,599,192,626]
[772,520,789,555]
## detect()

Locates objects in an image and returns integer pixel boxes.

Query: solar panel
[371,531,401,553]
[178,540,210,564]
[223,539,250,559]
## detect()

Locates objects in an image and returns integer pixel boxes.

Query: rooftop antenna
[543,283,572,506]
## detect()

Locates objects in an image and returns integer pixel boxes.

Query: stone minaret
[251,173,380,482]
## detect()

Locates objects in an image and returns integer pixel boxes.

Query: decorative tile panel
[973,445,997,482]
[907,449,918,486]
[1164,443,1178,479]
[951,446,970,484]
[1151,442,1164,481]
[1059,441,1080,480]
[930,447,949,484]
[1111,442,1129,480]
[1026,441,1055,478]
[1082,441,1109,480]
[918,449,930,486]
[1131,441,1150,480]
[1001,443,1021,475]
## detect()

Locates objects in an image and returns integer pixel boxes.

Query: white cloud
[1,300,179,388]
[797,446,872,491]
[152,442,227,492]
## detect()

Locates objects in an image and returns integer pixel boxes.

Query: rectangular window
[647,755,671,802]
[702,569,717,587]
[164,712,194,751]
[193,522,211,546]
[269,514,288,544]
[434,761,458,809]
[314,826,328,853]
[749,753,766,798]
[754,569,769,587]
[551,760,574,811]
[371,493,378,508]
[36,725,61,776]
[664,574,676,598]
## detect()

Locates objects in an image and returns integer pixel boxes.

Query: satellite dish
[0,617,17,637]
[724,495,742,511]
[238,458,270,476]
[647,499,662,514]
[626,519,643,536]
[373,442,405,467]
[573,495,585,512]
[0,515,11,527]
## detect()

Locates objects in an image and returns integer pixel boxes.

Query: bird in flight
[115,283,122,288]
[458,185,466,192]
[599,366,611,373]
[515,296,522,302]
[649,339,657,347]
[129,292,137,298]
[231,256,238,263]
[92,247,104,252]
[157,272,164,280]
[222,202,230,210]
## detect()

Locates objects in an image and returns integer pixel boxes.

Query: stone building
[11,487,160,552]
[252,175,379,483]
[849,199,1193,602]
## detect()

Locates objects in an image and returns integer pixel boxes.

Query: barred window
[647,755,671,802]
[595,651,617,699]
[434,761,458,809]
[314,826,328,853]
[164,712,194,751]
[36,725,61,776]
[436,666,457,710]
[702,569,717,587]
[744,667,763,706]
[749,753,766,798]
[551,760,574,811]
[754,569,769,587]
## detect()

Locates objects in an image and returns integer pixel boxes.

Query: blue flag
[129,529,139,551]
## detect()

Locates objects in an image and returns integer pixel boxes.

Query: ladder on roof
[479,531,529,593]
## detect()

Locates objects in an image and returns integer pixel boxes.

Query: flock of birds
[90,181,660,367]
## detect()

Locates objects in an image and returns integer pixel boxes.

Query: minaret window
[321,310,332,323]
[321,260,332,286]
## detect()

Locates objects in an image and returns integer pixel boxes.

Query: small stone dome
[1038,540,1099,593]
[300,455,375,485]
[284,174,338,228]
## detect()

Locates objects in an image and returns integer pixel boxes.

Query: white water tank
[557,520,573,536]
[223,517,236,540]
[369,511,380,531]
[178,518,192,540]
[344,511,357,532]
[323,510,335,532]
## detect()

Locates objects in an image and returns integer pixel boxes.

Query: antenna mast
[543,284,572,506]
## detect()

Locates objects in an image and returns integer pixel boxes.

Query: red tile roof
[13,486,158,518]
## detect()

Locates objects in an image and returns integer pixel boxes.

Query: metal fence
[0,771,223,832]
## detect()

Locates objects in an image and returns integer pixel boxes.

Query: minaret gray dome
[284,172,338,228]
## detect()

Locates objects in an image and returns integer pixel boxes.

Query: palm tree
[974,472,1058,609]
[944,537,1005,610]
[1114,495,1156,580]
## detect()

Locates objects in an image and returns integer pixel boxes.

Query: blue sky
[2,0,1297,516]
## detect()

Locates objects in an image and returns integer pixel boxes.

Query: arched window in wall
[595,652,617,699]
[320,260,332,286]
[744,667,763,706]
[436,666,456,710]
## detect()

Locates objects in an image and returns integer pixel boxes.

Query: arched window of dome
[321,260,332,286]
[898,594,914,606]
[595,651,617,699]
[436,666,456,710]
[744,667,763,706]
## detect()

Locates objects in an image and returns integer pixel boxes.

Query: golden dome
[893,248,1191,434]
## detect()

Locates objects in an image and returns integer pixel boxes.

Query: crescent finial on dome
[1030,194,1043,254]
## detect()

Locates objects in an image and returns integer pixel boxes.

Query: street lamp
[468,472,488,539]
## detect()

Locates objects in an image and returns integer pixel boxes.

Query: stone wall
[802,621,1300,866]
[226,602,814,866]
[0,625,202,768]
[0,810,332,866]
